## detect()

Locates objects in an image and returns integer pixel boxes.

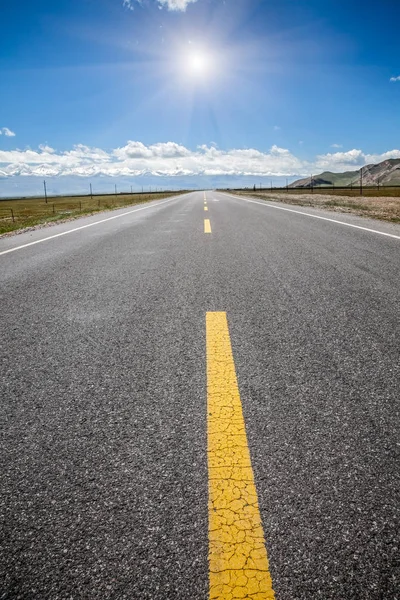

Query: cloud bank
[314,148,400,172]
[1,141,399,180]
[390,75,400,82]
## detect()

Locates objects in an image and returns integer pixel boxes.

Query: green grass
[0,191,185,235]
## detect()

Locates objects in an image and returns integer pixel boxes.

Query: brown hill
[290,158,400,188]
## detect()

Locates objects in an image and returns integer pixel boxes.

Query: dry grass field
[0,191,184,235]
[229,189,400,223]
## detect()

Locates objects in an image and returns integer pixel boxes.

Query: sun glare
[186,51,211,77]
[189,53,207,71]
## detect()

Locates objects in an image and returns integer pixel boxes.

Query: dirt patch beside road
[228,191,400,223]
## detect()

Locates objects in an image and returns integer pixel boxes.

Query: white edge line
[222,193,400,240]
[0,196,181,257]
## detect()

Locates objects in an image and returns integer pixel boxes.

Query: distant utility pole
[311,174,314,193]
[360,167,363,196]
[115,184,117,197]
[286,178,288,191]
[90,183,93,199]
[131,185,133,194]
[270,180,272,191]
[43,180,48,204]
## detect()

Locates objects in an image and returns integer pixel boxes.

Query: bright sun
[186,52,210,77]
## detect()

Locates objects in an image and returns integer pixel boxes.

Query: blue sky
[1,0,400,195]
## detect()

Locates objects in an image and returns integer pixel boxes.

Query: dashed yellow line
[205,206,209,212]
[205,219,212,234]
[206,312,275,600]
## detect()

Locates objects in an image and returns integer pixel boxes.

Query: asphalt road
[1,191,399,599]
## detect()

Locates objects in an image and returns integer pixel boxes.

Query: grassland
[286,186,400,198]
[228,188,400,223]
[0,191,184,235]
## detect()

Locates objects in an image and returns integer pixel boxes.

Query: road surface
[1,191,399,599]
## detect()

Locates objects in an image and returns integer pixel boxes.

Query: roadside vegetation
[0,191,185,235]
[228,188,400,223]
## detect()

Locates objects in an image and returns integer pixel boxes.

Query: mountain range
[290,158,400,188]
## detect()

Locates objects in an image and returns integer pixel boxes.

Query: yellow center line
[205,219,212,234]
[206,312,275,600]
[205,206,209,211]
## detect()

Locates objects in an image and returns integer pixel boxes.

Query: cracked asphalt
[1,191,399,599]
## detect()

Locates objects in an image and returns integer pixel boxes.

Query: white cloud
[123,0,135,9]
[390,75,400,82]
[113,141,190,160]
[314,148,400,172]
[331,143,342,148]
[0,127,16,137]
[315,149,364,171]
[1,141,399,179]
[364,149,400,163]
[39,144,56,153]
[156,0,198,9]
[124,0,198,11]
